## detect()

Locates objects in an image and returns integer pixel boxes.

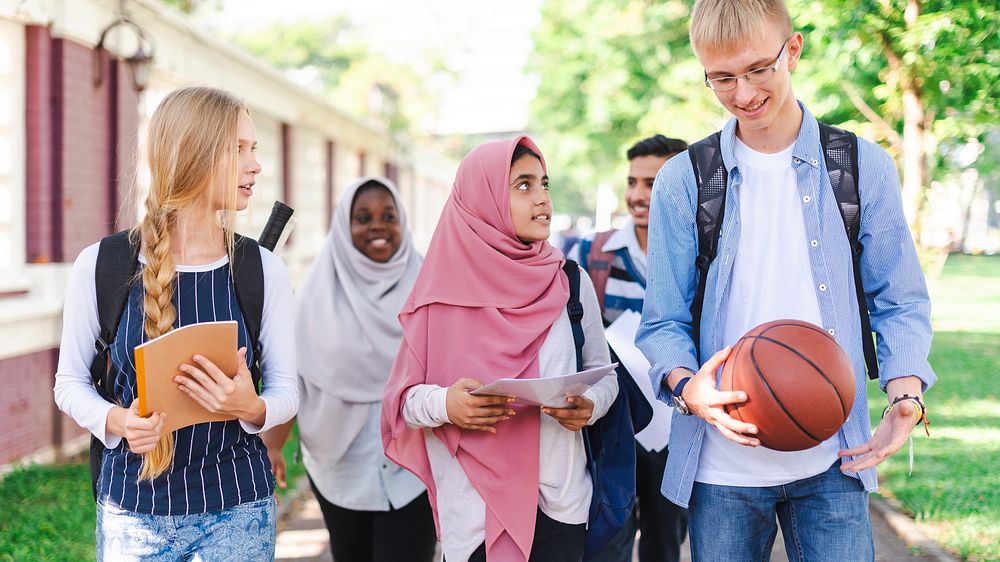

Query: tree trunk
[901,85,926,235]
[900,0,927,236]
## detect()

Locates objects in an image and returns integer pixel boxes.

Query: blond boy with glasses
[636,1,935,560]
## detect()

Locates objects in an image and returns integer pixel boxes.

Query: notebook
[134,321,239,433]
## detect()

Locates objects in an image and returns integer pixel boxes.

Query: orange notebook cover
[134,321,239,434]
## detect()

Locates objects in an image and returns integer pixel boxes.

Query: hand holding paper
[446,378,517,434]
[543,395,595,432]
[470,363,619,408]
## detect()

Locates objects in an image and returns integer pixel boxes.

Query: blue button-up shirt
[636,103,936,507]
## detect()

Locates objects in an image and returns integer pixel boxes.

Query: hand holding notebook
[135,321,260,434]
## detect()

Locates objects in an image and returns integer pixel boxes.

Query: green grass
[869,254,1000,562]
[927,254,1000,334]
[0,427,305,562]
[0,463,95,562]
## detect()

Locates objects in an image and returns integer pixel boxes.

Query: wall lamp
[93,17,155,93]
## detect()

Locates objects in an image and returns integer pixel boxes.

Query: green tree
[231,18,439,135]
[233,18,365,92]
[160,0,220,15]
[530,0,716,215]
[530,0,1000,229]
[793,0,1000,233]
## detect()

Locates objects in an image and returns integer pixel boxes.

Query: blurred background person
[263,177,435,562]
[571,134,689,562]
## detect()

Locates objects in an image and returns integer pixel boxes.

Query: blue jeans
[688,463,873,562]
[96,496,276,561]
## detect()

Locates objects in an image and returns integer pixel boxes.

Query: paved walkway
[275,485,939,562]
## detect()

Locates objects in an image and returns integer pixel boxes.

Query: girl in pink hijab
[382,137,618,562]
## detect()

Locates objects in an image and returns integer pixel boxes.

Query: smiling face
[350,184,402,263]
[508,153,552,243]
[626,154,670,228]
[697,24,803,147]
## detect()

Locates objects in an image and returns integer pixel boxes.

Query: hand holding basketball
[682,346,761,447]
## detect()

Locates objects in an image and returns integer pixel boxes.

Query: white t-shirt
[402,271,617,562]
[695,138,840,487]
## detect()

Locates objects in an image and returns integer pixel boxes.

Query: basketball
[720,319,856,451]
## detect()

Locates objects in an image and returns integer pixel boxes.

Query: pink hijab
[382,136,568,561]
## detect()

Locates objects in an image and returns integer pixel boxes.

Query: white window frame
[0,19,27,288]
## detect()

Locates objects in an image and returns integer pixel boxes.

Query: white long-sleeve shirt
[53,242,299,449]
[403,270,617,562]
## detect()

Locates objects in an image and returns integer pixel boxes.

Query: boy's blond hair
[690,0,792,56]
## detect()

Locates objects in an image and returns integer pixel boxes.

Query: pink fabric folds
[382,136,568,561]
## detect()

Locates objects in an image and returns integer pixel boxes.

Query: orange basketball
[720,319,856,451]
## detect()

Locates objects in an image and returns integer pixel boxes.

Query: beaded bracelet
[882,394,931,475]
[882,393,931,437]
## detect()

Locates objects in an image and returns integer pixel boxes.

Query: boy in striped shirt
[569,134,689,562]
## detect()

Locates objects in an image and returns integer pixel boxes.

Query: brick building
[0,0,454,469]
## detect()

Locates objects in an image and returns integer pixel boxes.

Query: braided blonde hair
[134,86,246,480]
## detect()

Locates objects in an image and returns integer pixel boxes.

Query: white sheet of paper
[605,310,673,452]
[470,363,619,407]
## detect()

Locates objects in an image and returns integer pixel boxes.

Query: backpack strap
[89,230,139,500]
[688,132,728,364]
[565,256,638,556]
[819,123,878,380]
[562,259,585,372]
[91,231,140,400]
[231,233,265,390]
[579,230,617,315]
[563,257,601,487]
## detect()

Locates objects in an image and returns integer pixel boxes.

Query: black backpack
[687,123,878,380]
[87,230,266,500]
[562,260,637,559]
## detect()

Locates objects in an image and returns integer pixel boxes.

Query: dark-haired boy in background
[569,134,689,562]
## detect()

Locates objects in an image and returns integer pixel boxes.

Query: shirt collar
[601,218,644,257]
[720,100,822,172]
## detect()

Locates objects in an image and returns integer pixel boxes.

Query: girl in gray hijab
[263,177,434,562]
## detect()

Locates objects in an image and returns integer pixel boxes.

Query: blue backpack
[562,260,637,559]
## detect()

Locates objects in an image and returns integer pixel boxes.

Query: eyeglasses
[704,39,790,92]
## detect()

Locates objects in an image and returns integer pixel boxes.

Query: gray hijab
[295,177,422,464]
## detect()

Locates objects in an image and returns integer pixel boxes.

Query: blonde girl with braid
[55,86,299,561]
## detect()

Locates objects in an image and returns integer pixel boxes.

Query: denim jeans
[688,463,873,562]
[96,496,276,561]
